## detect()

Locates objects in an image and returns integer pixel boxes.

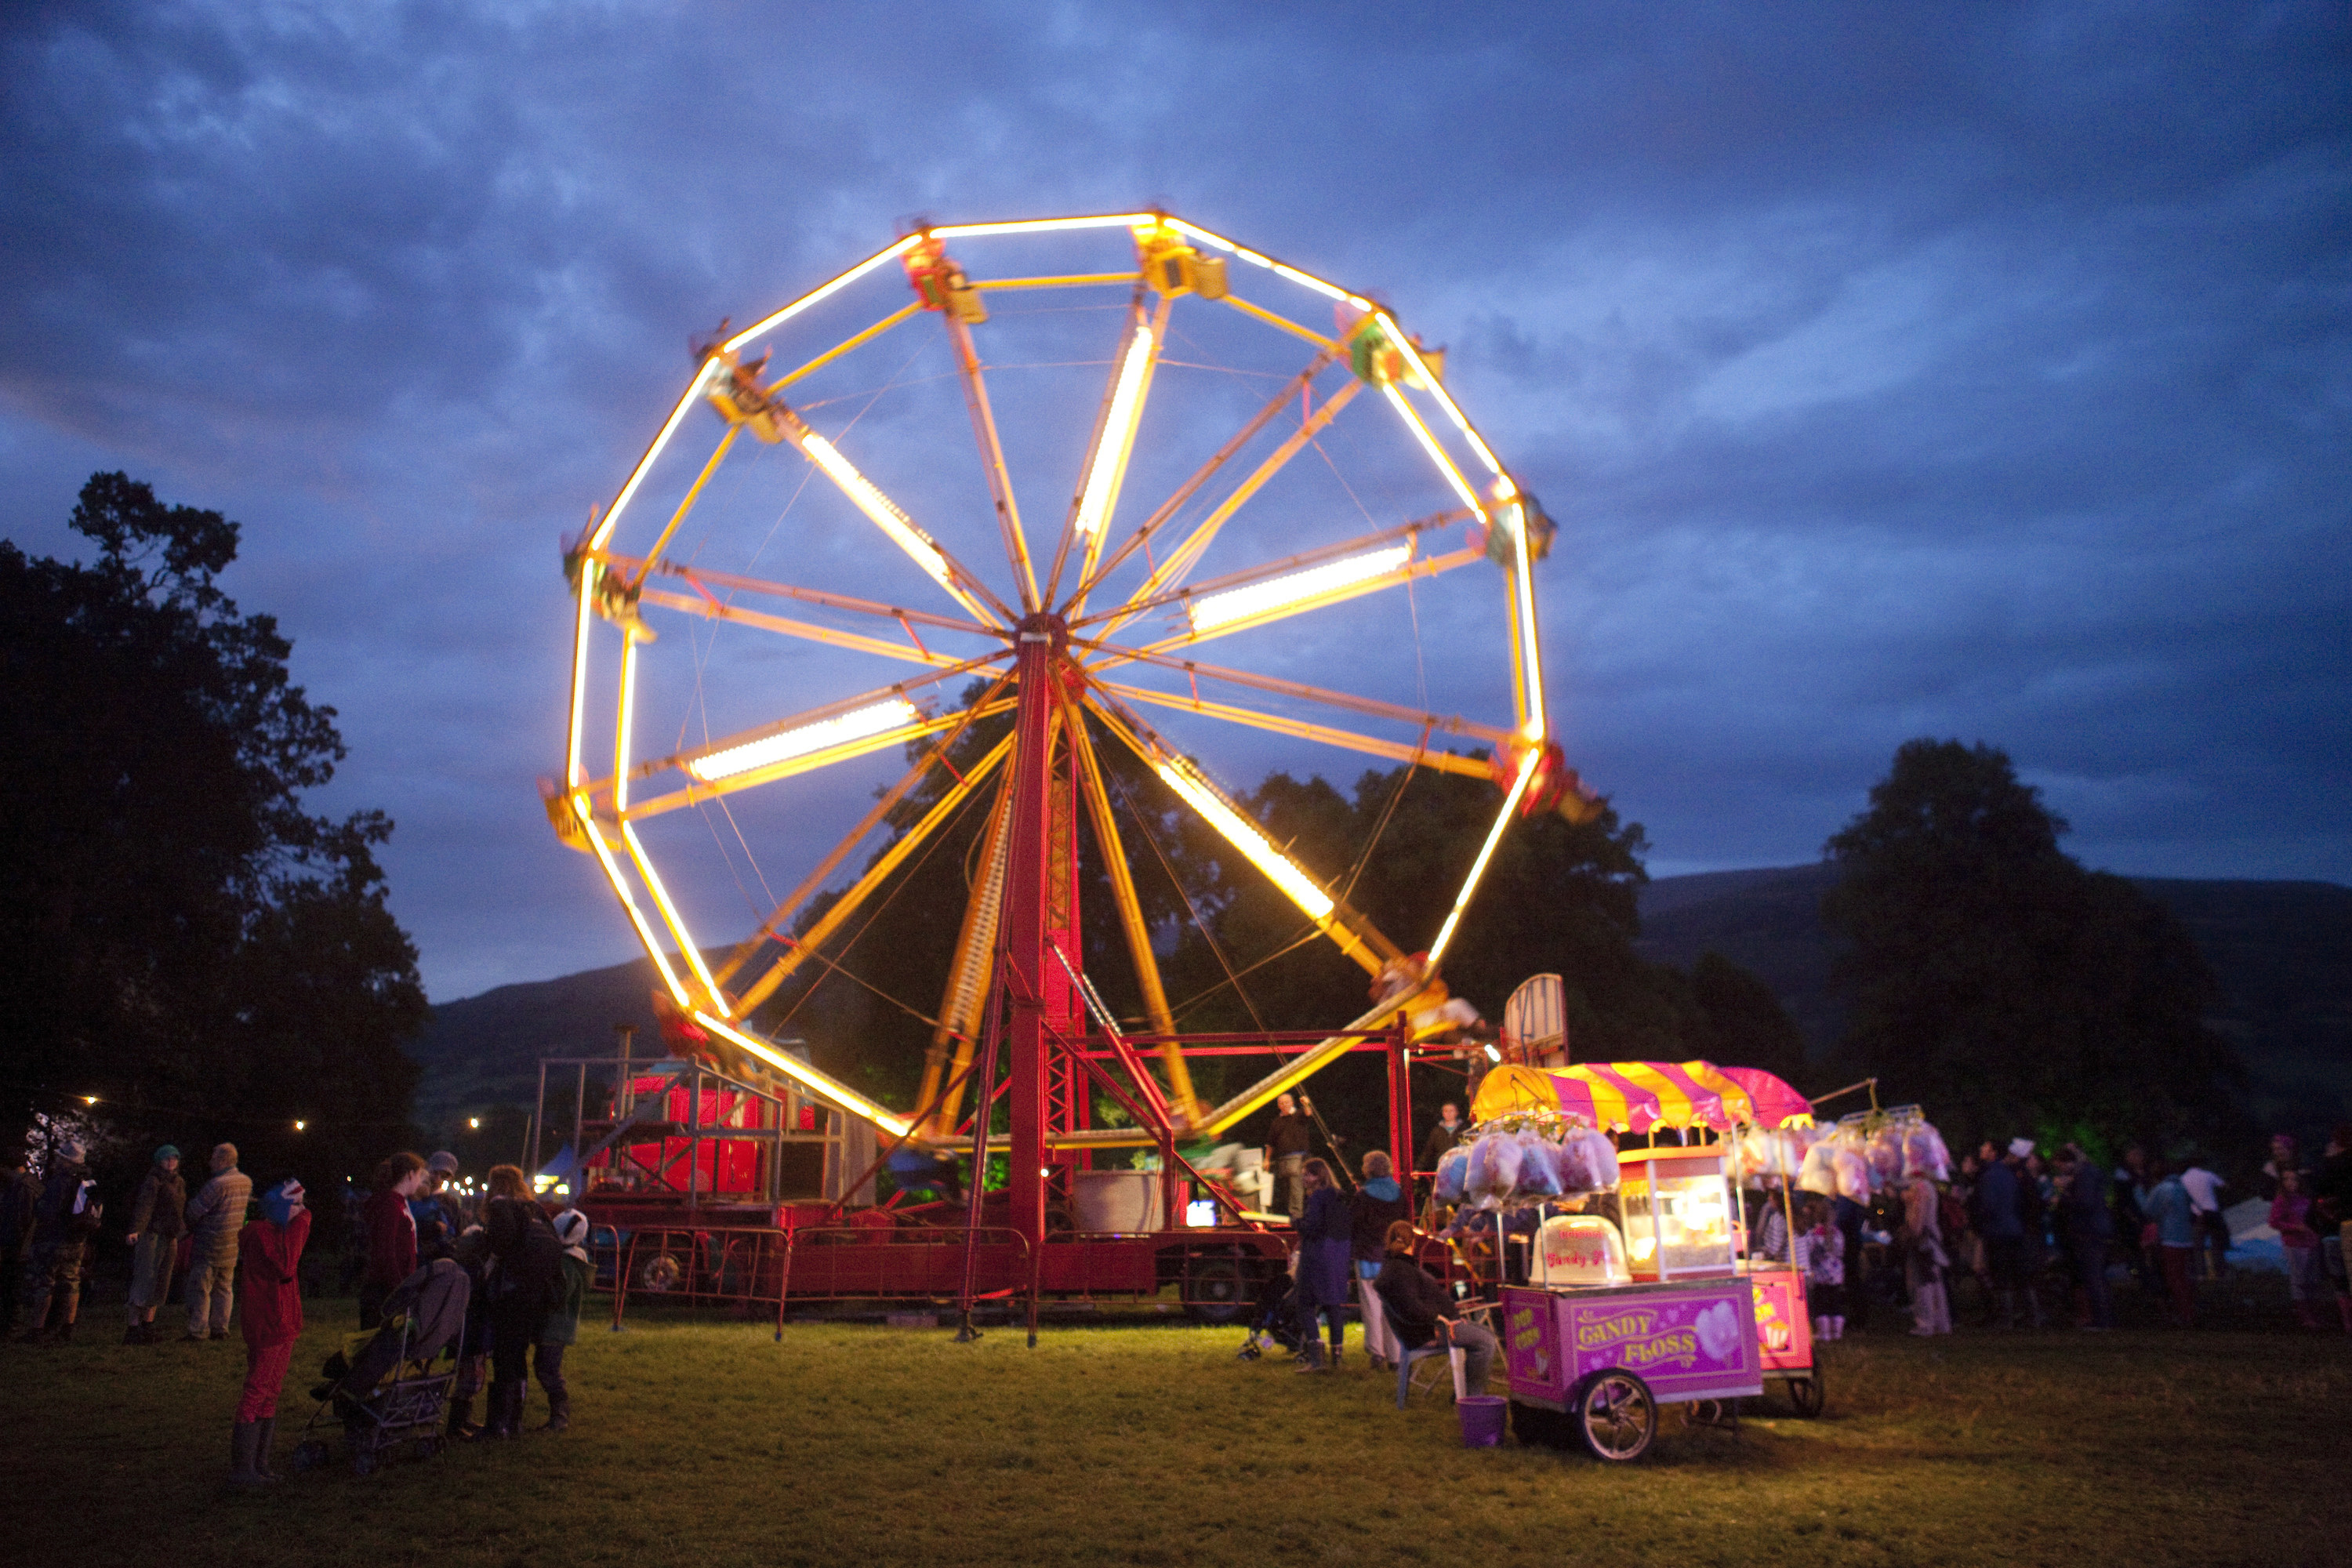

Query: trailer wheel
[639,1252,684,1293]
[1785,1371,1824,1418]
[1574,1370,1656,1463]
[1509,1399,1573,1450]
[1181,1256,1246,1324]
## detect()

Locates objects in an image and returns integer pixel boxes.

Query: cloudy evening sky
[3,2,2345,1004]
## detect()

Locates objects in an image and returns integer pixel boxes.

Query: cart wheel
[1509,1399,1573,1450]
[351,1448,376,1478]
[292,1439,328,1473]
[639,1252,684,1292]
[1787,1372,1825,1418]
[1182,1257,1246,1325]
[1574,1370,1656,1463]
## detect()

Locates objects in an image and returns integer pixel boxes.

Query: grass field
[9,1285,2348,1568]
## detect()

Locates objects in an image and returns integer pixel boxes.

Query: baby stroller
[291,1259,470,1477]
[1235,1268,1309,1360]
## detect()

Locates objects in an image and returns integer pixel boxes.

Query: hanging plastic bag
[1797,1138,1838,1197]
[1577,1129,1620,1192]
[1514,1131,1563,1197]
[1466,1131,1523,1204]
[1832,1145,1871,1203]
[1435,1144,1471,1203]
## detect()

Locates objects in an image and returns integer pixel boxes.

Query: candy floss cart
[1440,1061,1820,1462]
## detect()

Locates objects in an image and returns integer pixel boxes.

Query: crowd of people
[1241,1112,2352,1384]
[0,1135,593,1490]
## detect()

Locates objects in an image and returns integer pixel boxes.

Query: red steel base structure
[558,624,1477,1334]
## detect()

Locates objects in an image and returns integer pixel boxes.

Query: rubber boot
[228,1421,266,1489]
[543,1391,570,1433]
[47,1316,74,1345]
[483,1381,519,1439]
[1293,1339,1327,1372]
[252,1416,279,1480]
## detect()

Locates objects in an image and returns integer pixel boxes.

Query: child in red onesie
[232,1177,310,1488]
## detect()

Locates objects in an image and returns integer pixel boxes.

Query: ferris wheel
[552,212,1575,1173]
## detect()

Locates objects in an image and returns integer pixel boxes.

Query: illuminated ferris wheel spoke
[1098,377,1365,641]
[941,310,1040,615]
[713,672,1018,995]
[615,690,1017,822]
[1070,348,1337,610]
[1091,681,1498,781]
[604,554,1001,642]
[1074,508,1473,639]
[730,731,1018,1015]
[914,782,1013,1138]
[1135,543,1482,651]
[635,589,1000,670]
[1070,637,1518,750]
[1057,688,1200,1124]
[1083,691,1401,978]
[1043,292,1167,611]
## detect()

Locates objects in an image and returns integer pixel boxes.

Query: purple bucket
[1457,1394,1508,1448]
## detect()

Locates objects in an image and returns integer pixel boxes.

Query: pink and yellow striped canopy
[1472,1059,1766,1131]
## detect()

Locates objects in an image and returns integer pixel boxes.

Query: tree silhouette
[1822,738,2245,1152]
[0,473,426,1186]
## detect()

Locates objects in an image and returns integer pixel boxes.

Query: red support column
[1388,1029,1415,1181]
[1000,622,1062,1260]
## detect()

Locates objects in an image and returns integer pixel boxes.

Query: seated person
[1373,1221,1497,1395]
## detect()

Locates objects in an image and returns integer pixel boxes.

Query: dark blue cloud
[2,1,2344,997]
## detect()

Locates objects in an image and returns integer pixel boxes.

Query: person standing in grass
[1803,1199,1846,1341]
[1348,1152,1411,1370]
[481,1164,561,1436]
[1266,1095,1315,1221]
[0,1148,39,1337]
[2178,1157,2230,1279]
[359,1152,426,1330]
[183,1142,251,1341]
[2270,1170,2325,1330]
[230,1177,308,1488]
[532,1208,592,1432]
[123,1145,186,1344]
[2308,1125,2352,1334]
[2055,1143,2114,1330]
[2136,1160,2198,1327]
[1291,1158,1352,1371]
[16,1137,101,1342]
[1899,1167,1952,1335]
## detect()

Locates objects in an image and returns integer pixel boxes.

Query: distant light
[82,1096,99,1105]
[1483,1044,1501,1064]
[469,1117,481,1130]
[293,1120,307,1132]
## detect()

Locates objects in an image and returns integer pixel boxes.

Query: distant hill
[410,869,2350,1149]
[1635,866,2351,1142]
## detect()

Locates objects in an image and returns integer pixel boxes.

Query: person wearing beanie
[0,1148,40,1337]
[532,1208,592,1432]
[415,1152,463,1264]
[183,1142,252,1341]
[227,1177,309,1486]
[16,1137,103,1342]
[123,1145,187,1343]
